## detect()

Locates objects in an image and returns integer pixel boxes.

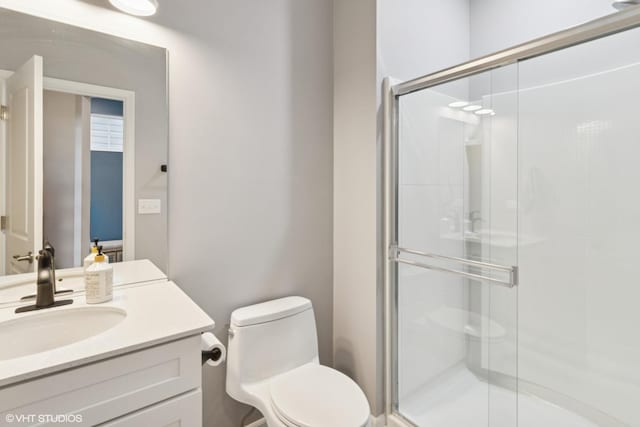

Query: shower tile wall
[516,35,640,425]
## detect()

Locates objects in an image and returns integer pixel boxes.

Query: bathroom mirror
[0,9,168,279]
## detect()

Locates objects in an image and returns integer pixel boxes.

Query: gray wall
[43,90,78,268]
[0,9,168,271]
[161,2,334,425]
[333,0,382,416]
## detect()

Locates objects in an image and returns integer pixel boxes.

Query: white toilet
[226,296,370,427]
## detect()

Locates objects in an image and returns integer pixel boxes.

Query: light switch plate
[138,199,161,215]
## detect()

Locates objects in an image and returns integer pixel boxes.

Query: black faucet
[18,241,74,303]
[15,243,73,314]
[35,247,56,308]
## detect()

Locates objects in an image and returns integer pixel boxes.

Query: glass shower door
[393,64,519,427]
[515,25,640,427]
[388,10,640,427]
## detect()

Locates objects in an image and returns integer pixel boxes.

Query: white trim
[0,71,8,275]
[43,77,135,262]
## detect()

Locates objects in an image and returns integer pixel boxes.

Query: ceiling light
[475,109,495,116]
[448,101,469,108]
[109,0,158,16]
[463,105,482,112]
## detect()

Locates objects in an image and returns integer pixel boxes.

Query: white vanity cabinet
[0,268,214,427]
[0,336,203,426]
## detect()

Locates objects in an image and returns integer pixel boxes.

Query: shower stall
[383,7,640,427]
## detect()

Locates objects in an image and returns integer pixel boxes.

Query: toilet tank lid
[231,296,312,327]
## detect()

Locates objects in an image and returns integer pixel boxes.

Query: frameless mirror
[0,9,168,285]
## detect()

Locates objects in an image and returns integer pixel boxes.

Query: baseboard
[245,418,266,427]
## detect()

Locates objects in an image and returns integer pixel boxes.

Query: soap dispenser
[84,238,109,270]
[85,246,113,304]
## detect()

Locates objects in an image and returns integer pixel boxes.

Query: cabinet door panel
[101,390,202,427]
[0,336,201,426]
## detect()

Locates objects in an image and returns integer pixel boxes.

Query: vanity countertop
[0,259,167,306]
[0,280,214,388]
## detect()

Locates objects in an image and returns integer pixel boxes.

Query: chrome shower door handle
[13,251,34,263]
[390,245,518,288]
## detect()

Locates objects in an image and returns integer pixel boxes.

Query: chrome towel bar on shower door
[389,245,518,288]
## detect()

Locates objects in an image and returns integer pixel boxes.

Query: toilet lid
[270,363,370,427]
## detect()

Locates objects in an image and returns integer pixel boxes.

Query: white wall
[0,2,334,427]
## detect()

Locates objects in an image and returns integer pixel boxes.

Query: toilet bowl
[226,296,370,427]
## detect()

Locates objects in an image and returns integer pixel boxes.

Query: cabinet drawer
[100,389,201,427]
[0,335,201,426]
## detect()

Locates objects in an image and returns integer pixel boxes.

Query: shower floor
[400,365,598,427]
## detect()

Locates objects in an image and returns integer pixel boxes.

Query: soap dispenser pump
[85,246,113,304]
[84,238,109,270]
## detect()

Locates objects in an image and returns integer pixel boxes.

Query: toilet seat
[269,363,370,427]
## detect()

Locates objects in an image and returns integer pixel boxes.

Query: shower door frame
[382,6,640,427]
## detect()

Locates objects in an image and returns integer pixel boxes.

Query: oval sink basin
[0,306,127,360]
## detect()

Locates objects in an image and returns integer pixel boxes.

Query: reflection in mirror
[44,91,128,269]
[0,8,168,283]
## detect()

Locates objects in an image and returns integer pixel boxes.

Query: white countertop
[0,259,167,306]
[0,280,214,388]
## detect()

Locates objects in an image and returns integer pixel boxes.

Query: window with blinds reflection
[90,114,124,152]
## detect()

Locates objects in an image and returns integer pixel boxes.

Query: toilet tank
[226,297,319,397]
